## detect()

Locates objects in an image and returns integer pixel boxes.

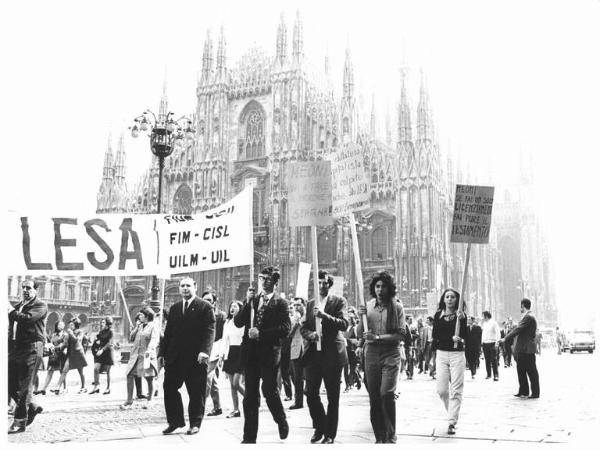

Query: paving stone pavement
[7,349,598,445]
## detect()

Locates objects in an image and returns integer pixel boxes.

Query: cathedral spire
[276,12,287,65]
[398,63,412,144]
[158,71,168,122]
[114,131,126,182]
[292,10,303,64]
[102,133,114,181]
[216,26,227,80]
[385,107,392,146]
[343,46,354,100]
[370,92,377,137]
[417,69,434,142]
[201,29,213,84]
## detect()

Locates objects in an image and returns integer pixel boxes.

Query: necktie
[184,300,190,315]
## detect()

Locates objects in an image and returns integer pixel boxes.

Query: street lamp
[130,109,195,312]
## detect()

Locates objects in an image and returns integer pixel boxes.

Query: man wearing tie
[234,266,291,444]
[301,270,349,444]
[8,279,48,434]
[160,277,215,435]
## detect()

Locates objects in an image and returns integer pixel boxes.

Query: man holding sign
[234,266,290,444]
[300,270,349,444]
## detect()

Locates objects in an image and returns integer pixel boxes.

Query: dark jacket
[504,312,537,354]
[234,292,291,367]
[9,297,48,346]
[162,296,216,365]
[466,324,483,353]
[300,295,349,368]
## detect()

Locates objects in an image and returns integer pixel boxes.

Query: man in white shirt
[481,311,501,381]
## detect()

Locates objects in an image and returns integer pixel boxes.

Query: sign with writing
[8,213,159,275]
[156,187,253,276]
[286,161,333,226]
[329,276,344,298]
[295,262,311,300]
[329,144,370,217]
[8,188,254,276]
[450,184,495,244]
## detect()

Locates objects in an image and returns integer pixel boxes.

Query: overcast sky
[2,0,599,329]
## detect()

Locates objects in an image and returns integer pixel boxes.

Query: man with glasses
[234,266,291,444]
[8,279,48,433]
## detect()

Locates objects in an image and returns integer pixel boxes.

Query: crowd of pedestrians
[9,271,543,441]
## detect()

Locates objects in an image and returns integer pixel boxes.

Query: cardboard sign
[287,161,333,226]
[295,262,311,300]
[8,188,254,276]
[156,187,254,276]
[329,144,370,217]
[450,184,495,244]
[329,276,344,298]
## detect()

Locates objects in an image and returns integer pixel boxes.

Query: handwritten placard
[450,184,495,244]
[287,161,333,226]
[329,144,370,217]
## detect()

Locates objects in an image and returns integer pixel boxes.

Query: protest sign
[287,161,333,227]
[329,144,370,217]
[330,276,344,298]
[295,262,311,300]
[450,184,495,244]
[155,187,254,276]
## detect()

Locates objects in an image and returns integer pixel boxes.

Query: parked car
[565,331,595,353]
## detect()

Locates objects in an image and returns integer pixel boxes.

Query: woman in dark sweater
[432,288,468,435]
[89,316,114,394]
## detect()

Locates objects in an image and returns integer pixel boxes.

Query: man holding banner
[234,266,290,444]
[300,270,349,444]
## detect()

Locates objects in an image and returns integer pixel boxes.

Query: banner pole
[348,213,368,332]
[311,226,322,351]
[454,242,471,347]
[116,277,133,329]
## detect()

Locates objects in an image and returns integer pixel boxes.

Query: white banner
[7,187,254,276]
[156,187,254,276]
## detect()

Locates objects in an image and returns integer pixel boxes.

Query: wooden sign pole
[116,277,133,329]
[311,226,322,351]
[348,213,368,332]
[454,242,471,347]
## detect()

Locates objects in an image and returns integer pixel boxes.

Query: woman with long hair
[120,307,159,409]
[222,300,245,418]
[54,318,88,394]
[89,316,114,395]
[357,270,406,444]
[35,321,68,395]
[432,288,468,435]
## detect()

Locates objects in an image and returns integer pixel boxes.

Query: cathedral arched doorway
[173,184,193,214]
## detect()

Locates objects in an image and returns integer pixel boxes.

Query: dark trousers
[305,363,343,440]
[291,358,305,406]
[465,350,480,376]
[483,343,499,378]
[280,347,293,399]
[344,360,360,388]
[515,353,540,397]
[243,361,287,442]
[502,343,513,366]
[8,342,43,423]
[163,359,208,428]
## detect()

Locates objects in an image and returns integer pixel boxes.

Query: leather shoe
[162,423,185,434]
[186,426,200,435]
[321,437,334,444]
[207,408,222,416]
[278,420,289,439]
[513,394,527,398]
[528,395,540,399]
[27,405,43,426]
[241,439,256,444]
[310,431,324,443]
[288,403,303,410]
[8,421,26,434]
[447,424,456,435]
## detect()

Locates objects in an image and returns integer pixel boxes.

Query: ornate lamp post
[131,110,195,312]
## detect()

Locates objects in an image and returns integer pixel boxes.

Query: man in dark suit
[465,316,482,379]
[8,279,48,433]
[160,277,216,435]
[500,298,540,399]
[234,266,291,444]
[300,270,349,444]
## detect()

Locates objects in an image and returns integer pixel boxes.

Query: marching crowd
[8,270,541,443]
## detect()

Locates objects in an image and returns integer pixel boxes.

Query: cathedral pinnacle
[343,46,354,100]
[216,26,227,80]
[114,131,126,182]
[292,10,303,63]
[201,29,214,84]
[398,63,412,143]
[102,133,114,182]
[158,71,168,122]
[276,12,287,65]
[417,68,434,142]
